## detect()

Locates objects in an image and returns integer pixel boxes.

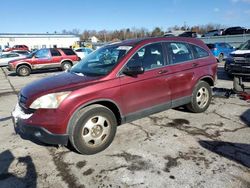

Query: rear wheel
[69,104,117,155]
[16,65,31,76]
[61,61,72,71]
[186,81,212,113]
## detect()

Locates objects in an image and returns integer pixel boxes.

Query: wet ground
[0,64,249,188]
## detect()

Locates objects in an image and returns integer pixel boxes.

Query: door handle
[192,63,198,67]
[158,69,168,74]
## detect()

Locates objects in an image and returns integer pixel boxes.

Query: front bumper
[12,104,68,145]
[7,64,15,71]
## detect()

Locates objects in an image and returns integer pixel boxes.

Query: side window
[87,49,93,54]
[51,49,61,56]
[35,49,50,58]
[167,42,193,64]
[75,49,81,52]
[9,54,19,57]
[1,54,7,58]
[191,45,209,59]
[126,43,164,71]
[61,48,76,55]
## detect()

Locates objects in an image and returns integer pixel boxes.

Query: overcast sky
[1,0,250,33]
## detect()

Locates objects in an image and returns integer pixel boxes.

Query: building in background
[0,33,80,51]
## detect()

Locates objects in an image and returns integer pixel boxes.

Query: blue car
[206,43,235,62]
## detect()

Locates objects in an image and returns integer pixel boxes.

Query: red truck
[4,45,29,52]
[8,48,80,76]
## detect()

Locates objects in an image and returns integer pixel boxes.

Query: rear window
[61,48,76,56]
[206,44,215,49]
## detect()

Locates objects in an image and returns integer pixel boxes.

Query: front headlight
[30,92,71,109]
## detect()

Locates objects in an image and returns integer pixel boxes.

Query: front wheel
[69,104,117,155]
[186,81,212,113]
[16,65,31,76]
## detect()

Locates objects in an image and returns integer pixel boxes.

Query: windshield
[27,50,37,58]
[70,45,132,76]
[238,40,250,50]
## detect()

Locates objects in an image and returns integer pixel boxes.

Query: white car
[0,53,25,67]
[230,40,250,56]
[74,47,93,59]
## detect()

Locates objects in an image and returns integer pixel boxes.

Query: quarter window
[192,45,209,59]
[61,48,76,56]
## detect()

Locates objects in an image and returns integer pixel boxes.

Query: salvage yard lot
[0,65,249,188]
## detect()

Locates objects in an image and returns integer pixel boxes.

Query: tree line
[61,23,225,42]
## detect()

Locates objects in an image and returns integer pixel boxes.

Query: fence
[200,34,250,47]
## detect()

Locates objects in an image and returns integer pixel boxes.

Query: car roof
[106,36,206,48]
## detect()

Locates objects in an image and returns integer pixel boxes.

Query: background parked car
[224,40,250,76]
[222,27,248,35]
[12,50,31,56]
[74,47,93,59]
[206,42,235,62]
[0,53,25,67]
[179,31,197,38]
[202,29,224,37]
[3,45,29,52]
[8,48,80,76]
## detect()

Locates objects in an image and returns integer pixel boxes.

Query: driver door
[32,49,53,69]
[120,43,171,121]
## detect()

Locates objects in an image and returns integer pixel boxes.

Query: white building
[0,33,80,51]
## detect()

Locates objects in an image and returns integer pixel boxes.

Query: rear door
[163,42,197,102]
[120,42,171,118]
[50,48,63,67]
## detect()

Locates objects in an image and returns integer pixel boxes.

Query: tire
[233,76,243,92]
[69,104,117,155]
[186,81,212,113]
[61,61,72,71]
[218,53,224,63]
[224,63,233,78]
[16,65,31,76]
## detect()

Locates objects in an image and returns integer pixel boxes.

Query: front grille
[230,64,250,73]
[18,94,36,114]
[19,94,27,108]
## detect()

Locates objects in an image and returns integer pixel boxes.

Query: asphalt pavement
[0,66,249,188]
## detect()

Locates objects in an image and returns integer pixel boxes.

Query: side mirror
[123,66,144,77]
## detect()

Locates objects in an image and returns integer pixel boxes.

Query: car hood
[231,50,250,55]
[21,72,101,102]
[9,57,30,63]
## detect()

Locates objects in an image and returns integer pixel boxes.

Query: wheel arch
[66,99,123,135]
[16,62,32,70]
[199,76,215,86]
[61,59,73,66]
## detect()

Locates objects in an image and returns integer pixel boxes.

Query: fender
[60,59,73,64]
[15,62,32,70]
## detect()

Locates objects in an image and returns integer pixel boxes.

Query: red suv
[8,48,80,76]
[12,37,217,154]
